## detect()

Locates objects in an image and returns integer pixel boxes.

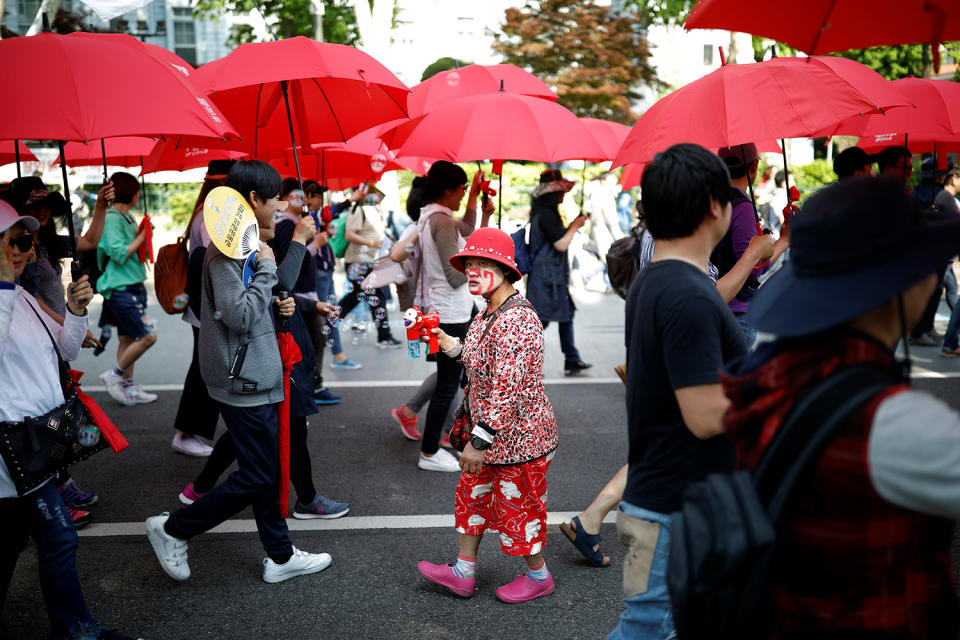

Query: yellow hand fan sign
[203,186,260,259]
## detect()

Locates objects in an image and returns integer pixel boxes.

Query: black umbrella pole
[101,139,108,184]
[280,80,307,216]
[14,140,21,181]
[141,173,148,215]
[498,173,502,229]
[58,141,81,281]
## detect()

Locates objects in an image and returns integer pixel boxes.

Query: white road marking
[81,378,624,393]
[79,511,618,538]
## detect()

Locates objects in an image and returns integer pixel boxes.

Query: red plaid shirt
[722,331,958,638]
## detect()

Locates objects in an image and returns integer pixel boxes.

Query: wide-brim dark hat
[747,175,960,337]
[919,156,954,180]
[1,176,69,218]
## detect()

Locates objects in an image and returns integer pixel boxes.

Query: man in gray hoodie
[145,161,332,584]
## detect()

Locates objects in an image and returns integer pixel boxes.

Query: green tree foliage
[193,0,363,47]
[619,0,694,27]
[833,43,960,80]
[421,57,473,82]
[492,0,660,124]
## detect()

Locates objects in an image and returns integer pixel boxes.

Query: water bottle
[93,325,112,356]
[407,340,421,359]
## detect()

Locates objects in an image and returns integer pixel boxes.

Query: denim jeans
[542,320,582,362]
[314,269,343,355]
[606,502,676,640]
[945,262,958,311]
[733,312,757,351]
[0,481,101,640]
[945,299,960,351]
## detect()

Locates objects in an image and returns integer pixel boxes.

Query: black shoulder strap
[752,363,895,522]
[478,295,535,344]
[23,293,71,393]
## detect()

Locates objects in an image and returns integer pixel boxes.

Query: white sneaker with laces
[418,448,461,473]
[126,384,158,404]
[262,546,332,583]
[100,370,134,406]
[146,513,190,581]
[171,433,213,457]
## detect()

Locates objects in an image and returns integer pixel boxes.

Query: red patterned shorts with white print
[454,454,552,557]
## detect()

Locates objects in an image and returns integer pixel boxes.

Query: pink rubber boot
[495,572,555,603]
[417,561,475,597]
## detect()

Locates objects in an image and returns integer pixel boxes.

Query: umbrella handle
[278,290,290,333]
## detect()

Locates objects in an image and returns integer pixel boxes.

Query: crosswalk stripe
[78,511,618,538]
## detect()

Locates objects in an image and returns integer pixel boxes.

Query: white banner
[77,0,156,22]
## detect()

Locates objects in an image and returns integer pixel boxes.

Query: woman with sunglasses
[0,200,139,640]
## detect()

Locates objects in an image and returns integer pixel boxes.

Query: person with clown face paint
[417,227,559,604]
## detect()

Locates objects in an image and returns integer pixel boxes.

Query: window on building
[172,7,197,66]
[17,0,41,33]
[703,44,714,66]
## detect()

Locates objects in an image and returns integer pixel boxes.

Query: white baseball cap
[0,198,40,234]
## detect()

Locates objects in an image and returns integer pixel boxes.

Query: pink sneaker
[391,406,422,441]
[417,561,475,597]
[440,432,453,449]
[178,483,206,506]
[495,572,555,603]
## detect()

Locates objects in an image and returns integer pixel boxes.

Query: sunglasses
[4,234,34,253]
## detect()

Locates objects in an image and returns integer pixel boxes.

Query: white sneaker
[146,513,190,581]
[418,448,461,473]
[100,370,134,406]
[126,383,158,404]
[171,433,213,457]
[262,546,332,583]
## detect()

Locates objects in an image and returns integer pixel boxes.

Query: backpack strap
[751,363,895,522]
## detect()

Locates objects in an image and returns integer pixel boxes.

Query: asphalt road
[5,283,960,640]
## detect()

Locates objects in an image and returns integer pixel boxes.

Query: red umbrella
[613,56,908,168]
[618,141,784,189]
[581,118,632,162]
[275,295,301,518]
[0,141,37,165]
[141,139,245,175]
[815,78,960,146]
[55,137,157,168]
[393,91,605,163]
[685,0,960,70]
[0,31,236,142]
[407,64,557,116]
[266,146,403,190]
[189,37,409,157]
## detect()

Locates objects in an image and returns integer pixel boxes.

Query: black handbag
[0,299,109,496]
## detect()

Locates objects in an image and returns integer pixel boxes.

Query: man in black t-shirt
[608,144,747,640]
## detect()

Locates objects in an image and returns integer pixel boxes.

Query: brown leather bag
[154,236,190,314]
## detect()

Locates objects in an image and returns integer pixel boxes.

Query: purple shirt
[727,186,766,314]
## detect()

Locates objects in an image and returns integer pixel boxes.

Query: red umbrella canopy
[393,91,605,164]
[613,56,908,168]
[141,138,245,175]
[685,0,959,67]
[815,77,960,144]
[55,137,158,168]
[581,118,632,162]
[265,146,403,190]
[189,37,410,156]
[619,140,783,189]
[0,141,37,165]
[407,64,557,116]
[0,31,236,142]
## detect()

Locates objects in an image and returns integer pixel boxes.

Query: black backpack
[606,225,645,300]
[668,364,895,640]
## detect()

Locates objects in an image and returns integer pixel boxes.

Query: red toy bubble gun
[403,306,441,358]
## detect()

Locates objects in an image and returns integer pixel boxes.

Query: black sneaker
[377,337,402,349]
[564,360,593,375]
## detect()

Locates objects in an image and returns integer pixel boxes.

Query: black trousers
[422,320,471,455]
[173,326,220,440]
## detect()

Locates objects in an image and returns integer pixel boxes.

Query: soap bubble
[367,295,379,306]
[327,339,336,348]
[320,325,331,336]
[213,311,222,320]
[326,294,337,304]
[357,292,367,303]
[374,308,386,320]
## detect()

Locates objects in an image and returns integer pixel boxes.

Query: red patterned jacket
[721,331,958,639]
[461,295,558,465]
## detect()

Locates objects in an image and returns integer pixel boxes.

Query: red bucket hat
[450,227,522,282]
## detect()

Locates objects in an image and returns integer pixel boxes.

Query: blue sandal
[560,516,610,567]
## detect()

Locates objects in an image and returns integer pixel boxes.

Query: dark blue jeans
[0,481,101,639]
[542,320,582,363]
[165,402,293,564]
